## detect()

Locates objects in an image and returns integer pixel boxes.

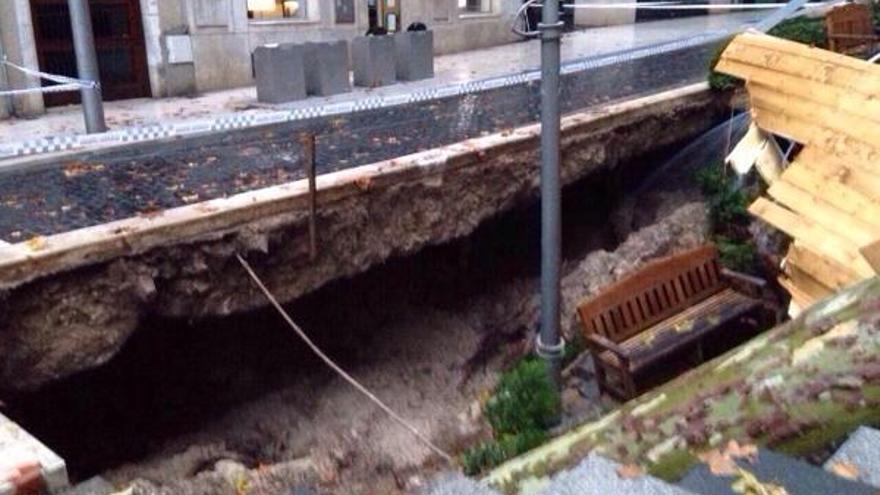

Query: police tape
[0,58,98,97]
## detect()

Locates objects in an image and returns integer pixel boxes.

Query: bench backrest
[577,245,725,344]
[826,3,874,53]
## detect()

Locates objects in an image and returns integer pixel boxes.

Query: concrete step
[536,453,694,495]
[823,426,880,488]
[678,448,875,495]
[0,412,68,494]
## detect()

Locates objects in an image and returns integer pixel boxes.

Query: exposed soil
[4,140,714,494]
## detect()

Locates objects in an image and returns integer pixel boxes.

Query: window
[459,0,492,14]
[247,0,306,20]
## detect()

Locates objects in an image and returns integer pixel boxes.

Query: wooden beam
[749,197,875,277]
[768,180,880,246]
[780,164,880,230]
[713,58,880,121]
[787,243,861,290]
[723,32,880,75]
[751,108,879,170]
[749,84,880,148]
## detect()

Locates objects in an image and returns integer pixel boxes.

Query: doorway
[367,0,402,33]
[29,0,151,106]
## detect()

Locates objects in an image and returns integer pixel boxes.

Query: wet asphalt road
[0,41,719,240]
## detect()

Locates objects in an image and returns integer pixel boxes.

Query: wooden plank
[797,146,880,182]
[785,263,835,303]
[787,243,861,290]
[748,84,880,151]
[794,149,880,202]
[749,197,875,277]
[780,164,880,230]
[778,276,818,310]
[727,32,880,75]
[861,239,880,274]
[751,107,879,170]
[715,59,880,122]
[768,180,880,246]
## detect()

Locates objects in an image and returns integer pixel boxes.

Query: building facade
[0,0,523,117]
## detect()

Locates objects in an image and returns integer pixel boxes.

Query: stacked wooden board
[716,32,880,313]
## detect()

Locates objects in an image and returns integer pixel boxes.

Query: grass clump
[461,358,561,475]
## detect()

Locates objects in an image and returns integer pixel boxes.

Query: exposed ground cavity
[4,147,712,494]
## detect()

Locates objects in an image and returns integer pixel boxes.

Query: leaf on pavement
[828,460,860,480]
[616,463,645,479]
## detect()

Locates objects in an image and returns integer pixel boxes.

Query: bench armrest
[585,333,629,362]
[721,267,767,290]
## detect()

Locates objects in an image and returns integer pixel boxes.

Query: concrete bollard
[394,31,434,81]
[253,44,307,104]
[303,41,351,97]
[351,35,396,88]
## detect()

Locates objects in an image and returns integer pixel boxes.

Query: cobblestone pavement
[0,38,724,241]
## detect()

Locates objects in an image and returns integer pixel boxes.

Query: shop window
[247,0,307,20]
[459,0,492,14]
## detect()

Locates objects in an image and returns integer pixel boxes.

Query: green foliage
[486,359,561,436]
[696,163,760,273]
[715,235,757,273]
[461,359,561,475]
[768,16,827,47]
[708,37,741,91]
[461,429,548,476]
[562,332,586,369]
[696,164,750,228]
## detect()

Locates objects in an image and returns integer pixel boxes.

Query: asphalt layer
[0,42,717,240]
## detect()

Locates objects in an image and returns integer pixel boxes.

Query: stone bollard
[394,30,434,81]
[303,41,351,97]
[253,43,307,104]
[351,35,396,88]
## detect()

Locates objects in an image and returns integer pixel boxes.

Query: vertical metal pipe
[537,0,564,386]
[301,133,318,260]
[67,0,106,133]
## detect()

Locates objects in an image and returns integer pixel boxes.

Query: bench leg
[622,369,638,400]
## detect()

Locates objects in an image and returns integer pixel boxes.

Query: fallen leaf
[25,236,48,252]
[616,463,644,479]
[725,440,758,462]
[828,460,860,480]
[354,176,372,191]
[698,448,737,476]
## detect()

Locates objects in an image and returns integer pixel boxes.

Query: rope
[235,253,456,465]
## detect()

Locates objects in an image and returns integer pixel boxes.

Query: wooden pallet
[717,33,880,313]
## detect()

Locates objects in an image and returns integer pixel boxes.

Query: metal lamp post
[67,0,107,133]
[537,0,565,386]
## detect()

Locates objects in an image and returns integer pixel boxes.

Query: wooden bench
[577,245,766,400]
[826,3,879,56]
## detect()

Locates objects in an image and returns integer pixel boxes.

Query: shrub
[708,37,741,91]
[461,429,547,475]
[715,235,758,273]
[485,358,561,436]
[696,164,750,228]
[768,16,827,47]
[461,359,560,475]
